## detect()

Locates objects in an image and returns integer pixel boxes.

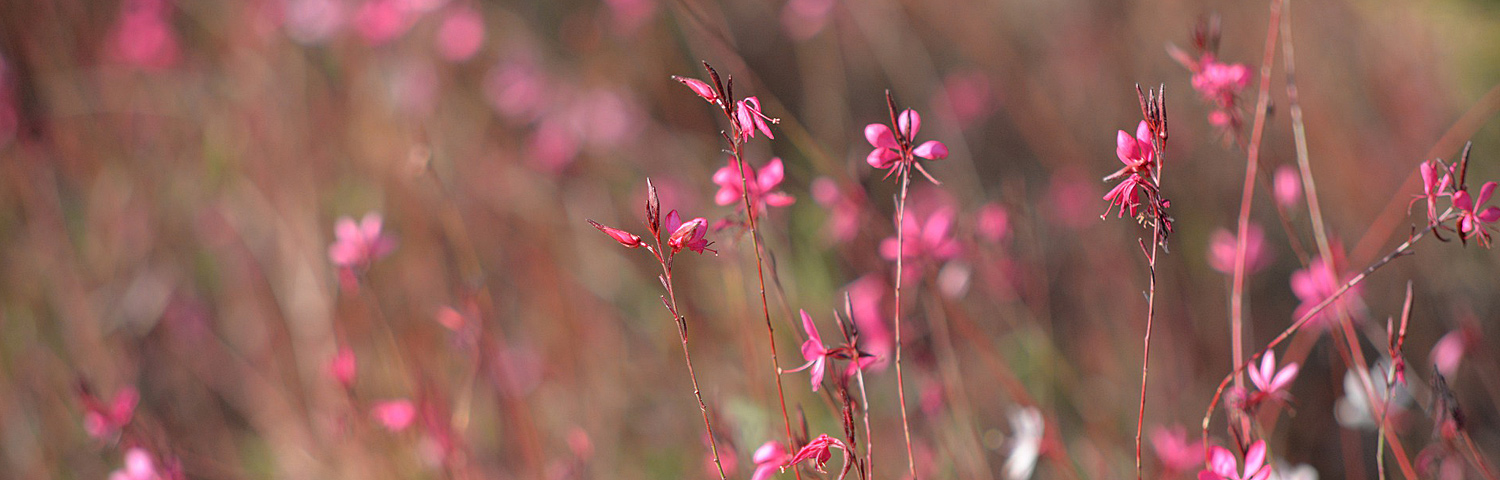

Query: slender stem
[893,168,918,479]
[1231,0,1282,416]
[731,140,802,480]
[655,244,728,480]
[1135,226,1160,479]
[1282,0,1334,265]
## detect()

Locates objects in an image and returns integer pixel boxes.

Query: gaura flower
[865,107,948,182]
[328,213,397,269]
[713,157,794,211]
[750,440,793,480]
[1453,181,1500,246]
[1198,440,1271,480]
[665,210,714,254]
[735,96,778,141]
[788,434,848,473]
[1247,350,1299,401]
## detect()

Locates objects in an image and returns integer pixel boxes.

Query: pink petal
[712,162,740,188]
[751,465,777,480]
[359,213,384,240]
[1135,121,1153,146]
[665,210,683,234]
[1480,207,1500,223]
[1209,446,1237,477]
[913,140,948,160]
[1454,190,1474,212]
[865,123,898,149]
[809,358,826,391]
[1478,182,1498,206]
[923,207,957,248]
[371,399,416,431]
[879,237,901,260]
[1247,359,1268,392]
[1431,331,1465,375]
[800,310,822,347]
[716,187,740,206]
[1270,363,1299,392]
[124,448,156,478]
[335,217,360,242]
[1273,166,1302,208]
[867,148,900,169]
[753,441,787,464]
[898,109,921,139]
[1116,130,1139,163]
[1243,441,1267,479]
[759,158,785,190]
[764,192,796,207]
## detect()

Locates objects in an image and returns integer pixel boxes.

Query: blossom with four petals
[1199,440,1272,480]
[865,108,948,182]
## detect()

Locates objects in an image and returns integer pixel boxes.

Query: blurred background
[1,0,1499,478]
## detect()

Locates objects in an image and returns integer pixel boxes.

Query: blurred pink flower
[1151,425,1203,474]
[283,0,347,44]
[1199,440,1271,480]
[110,448,161,480]
[328,213,396,269]
[977,203,1010,243]
[846,275,892,365]
[789,434,847,473]
[353,0,417,45]
[780,0,835,41]
[865,108,948,180]
[1247,350,1299,400]
[935,71,995,128]
[1191,57,1251,104]
[371,399,416,431]
[1453,181,1500,246]
[1273,166,1303,210]
[881,204,961,281]
[526,119,580,174]
[604,0,656,36]
[1290,257,1361,331]
[751,441,792,480]
[1101,121,1157,219]
[1207,224,1268,274]
[328,346,356,388]
[1430,329,1475,376]
[811,177,864,242]
[713,157,795,211]
[735,96,777,142]
[84,386,138,440]
[106,0,181,70]
[435,7,485,62]
[485,59,549,122]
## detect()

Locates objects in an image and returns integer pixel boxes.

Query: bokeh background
[1,0,1499,478]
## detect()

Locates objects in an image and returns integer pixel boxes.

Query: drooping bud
[589,220,644,248]
[646,178,661,235]
[673,76,718,103]
[667,217,706,253]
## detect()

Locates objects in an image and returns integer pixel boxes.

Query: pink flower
[110,448,161,480]
[935,72,995,129]
[880,205,961,280]
[713,158,795,211]
[371,399,416,431]
[977,203,1011,243]
[1199,440,1271,480]
[1101,121,1160,219]
[811,177,864,242]
[1207,224,1268,274]
[1247,350,1299,399]
[1412,160,1452,224]
[865,108,948,181]
[751,441,793,480]
[353,0,417,45]
[328,213,396,269]
[435,7,485,62]
[1453,181,1500,246]
[1430,329,1473,377]
[664,210,714,254]
[83,387,138,440]
[788,310,830,391]
[1191,58,1251,104]
[789,434,848,473]
[328,347,357,388]
[1151,425,1204,474]
[106,0,181,70]
[1273,166,1303,210]
[735,96,777,142]
[780,0,835,41]
[1290,257,1361,331]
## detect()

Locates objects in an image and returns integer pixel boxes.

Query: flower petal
[1270,363,1299,392]
[913,140,948,160]
[1117,130,1139,164]
[1478,181,1498,206]
[867,148,900,169]
[865,123,897,149]
[898,109,921,139]
[1243,441,1267,479]
[760,158,785,190]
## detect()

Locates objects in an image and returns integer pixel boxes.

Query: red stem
[893,167,918,479]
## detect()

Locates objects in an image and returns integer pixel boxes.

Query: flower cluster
[1169,16,1250,140]
[713,157,795,212]
[1102,86,1173,247]
[675,64,780,145]
[588,180,714,258]
[1413,144,1500,246]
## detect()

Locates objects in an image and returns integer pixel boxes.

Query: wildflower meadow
[2,0,1500,479]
